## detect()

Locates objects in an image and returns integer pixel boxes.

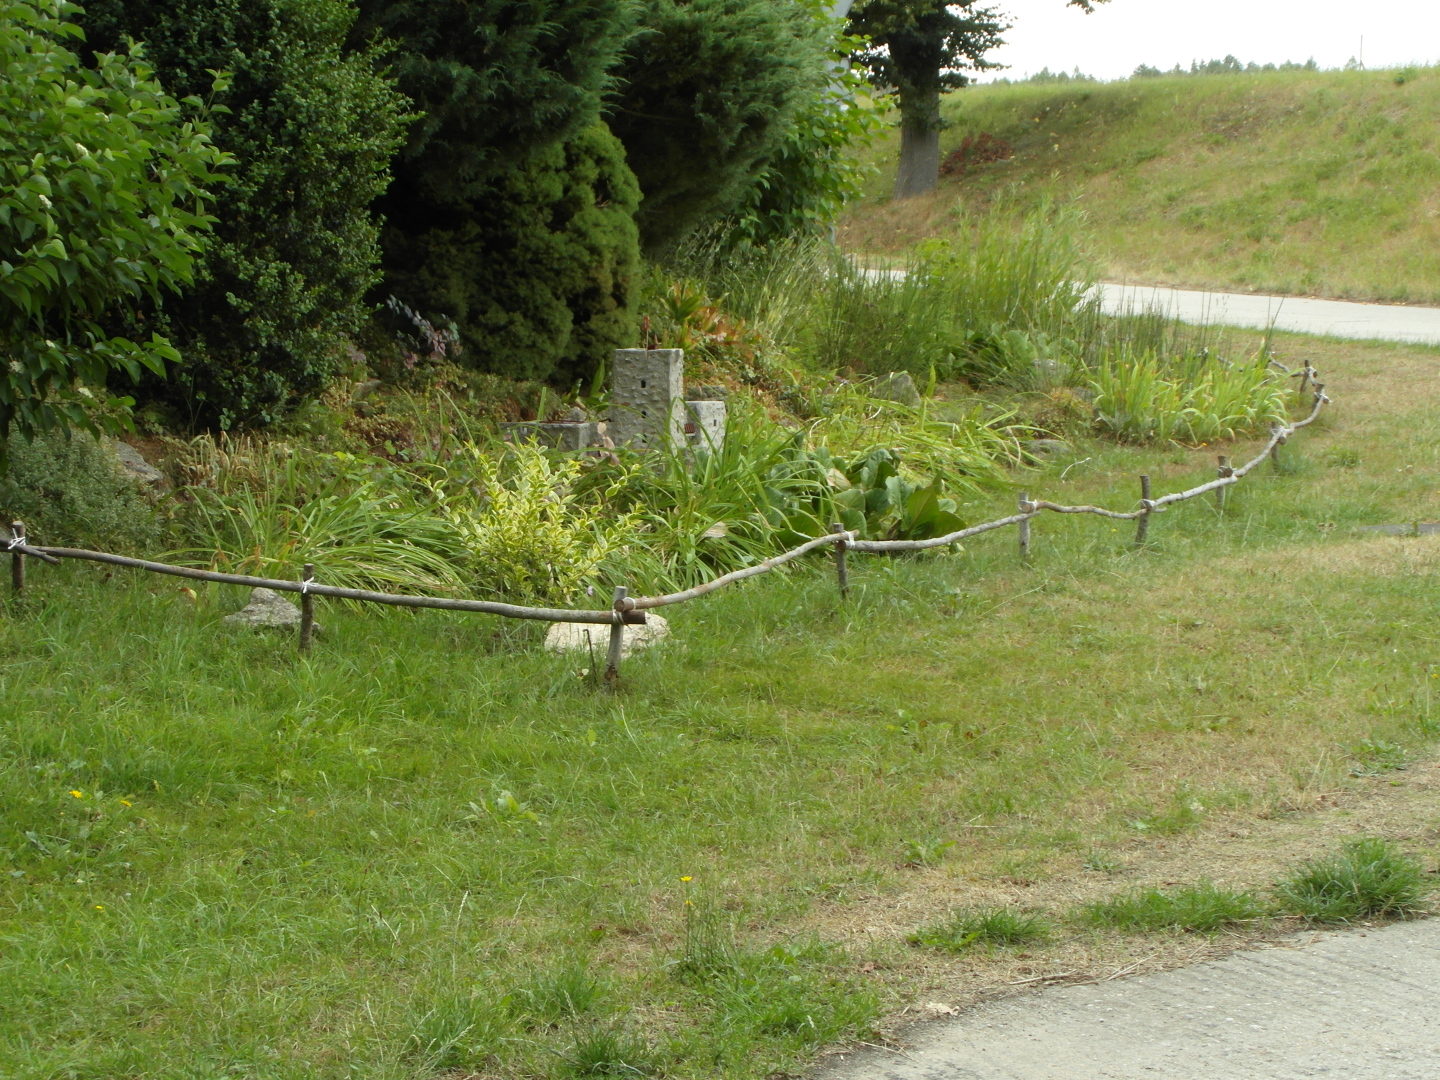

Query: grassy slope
[5,333,1440,1077]
[840,68,1440,303]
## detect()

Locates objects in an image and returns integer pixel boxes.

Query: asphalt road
[1095,284,1440,346]
[817,919,1440,1079]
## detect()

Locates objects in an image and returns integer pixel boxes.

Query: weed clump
[1275,838,1429,922]
[908,907,1052,952]
[565,1027,656,1077]
[1080,882,1265,932]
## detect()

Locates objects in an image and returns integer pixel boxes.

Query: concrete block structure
[498,420,599,451]
[684,399,727,451]
[609,348,686,450]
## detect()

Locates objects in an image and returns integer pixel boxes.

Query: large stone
[544,614,669,658]
[109,441,168,492]
[224,587,315,631]
[609,348,686,450]
[872,371,922,407]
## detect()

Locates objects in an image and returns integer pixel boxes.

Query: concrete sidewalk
[818,919,1440,1079]
[1095,283,1440,346]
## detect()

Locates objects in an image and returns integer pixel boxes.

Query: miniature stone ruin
[500,348,726,453]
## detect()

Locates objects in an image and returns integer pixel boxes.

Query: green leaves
[0,0,229,452]
[831,448,966,541]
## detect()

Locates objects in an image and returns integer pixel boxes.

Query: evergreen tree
[381,124,641,385]
[608,0,830,255]
[80,0,410,429]
[353,0,638,384]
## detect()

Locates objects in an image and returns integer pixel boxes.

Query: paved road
[818,919,1440,1079]
[1095,283,1440,345]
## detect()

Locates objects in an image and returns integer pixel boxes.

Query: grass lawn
[4,333,1440,1078]
[841,67,1440,304]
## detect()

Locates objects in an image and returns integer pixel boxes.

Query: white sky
[980,0,1440,82]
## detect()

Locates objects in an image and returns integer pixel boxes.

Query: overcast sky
[979,0,1440,82]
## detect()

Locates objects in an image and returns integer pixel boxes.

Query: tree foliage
[0,0,228,452]
[608,0,830,255]
[850,0,1106,197]
[80,0,411,429]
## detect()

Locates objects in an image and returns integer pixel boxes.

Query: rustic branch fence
[3,375,1329,682]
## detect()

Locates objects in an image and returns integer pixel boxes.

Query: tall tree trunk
[893,83,940,199]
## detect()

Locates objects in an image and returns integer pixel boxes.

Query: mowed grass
[4,334,1440,1077]
[841,67,1440,303]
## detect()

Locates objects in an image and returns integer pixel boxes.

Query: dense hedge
[81,0,410,429]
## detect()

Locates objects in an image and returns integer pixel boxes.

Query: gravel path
[1095,284,1440,345]
[818,919,1440,1079]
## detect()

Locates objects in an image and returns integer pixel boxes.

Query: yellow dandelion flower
[680,876,692,882]
[69,790,82,798]
[93,904,104,911]
[120,799,132,807]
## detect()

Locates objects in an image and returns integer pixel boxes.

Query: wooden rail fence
[4,374,1329,682]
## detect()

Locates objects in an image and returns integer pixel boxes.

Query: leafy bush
[380,124,642,386]
[1275,838,1429,922]
[0,432,162,551]
[908,907,1052,951]
[0,0,227,450]
[430,443,635,604]
[1090,348,1290,444]
[81,0,411,429]
[724,12,886,246]
[1079,882,1266,932]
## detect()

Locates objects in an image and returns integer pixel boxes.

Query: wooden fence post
[1216,456,1231,512]
[830,523,849,599]
[1018,493,1031,562]
[1270,431,1284,471]
[9,521,24,597]
[605,586,628,684]
[299,563,315,655]
[1135,476,1152,546]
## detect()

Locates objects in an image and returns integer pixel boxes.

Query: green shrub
[1276,838,1429,922]
[81,0,411,429]
[0,0,227,450]
[380,124,642,386]
[0,433,162,552]
[908,907,1052,951]
[1080,882,1267,932]
[725,10,886,246]
[430,443,637,604]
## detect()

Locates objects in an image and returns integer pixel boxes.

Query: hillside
[839,67,1440,304]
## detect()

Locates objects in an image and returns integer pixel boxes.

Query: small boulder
[545,614,669,659]
[1026,438,1073,458]
[872,371,922,407]
[109,441,168,492]
[224,587,315,631]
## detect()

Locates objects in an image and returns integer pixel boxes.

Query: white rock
[224,587,313,630]
[544,614,669,658]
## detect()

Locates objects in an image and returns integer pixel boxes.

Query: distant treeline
[989,55,1323,88]
[1132,55,1320,79]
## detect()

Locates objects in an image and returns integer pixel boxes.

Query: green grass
[908,907,1052,952]
[5,333,1440,1077]
[1275,838,1431,922]
[842,66,1440,304]
[1079,883,1267,933]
